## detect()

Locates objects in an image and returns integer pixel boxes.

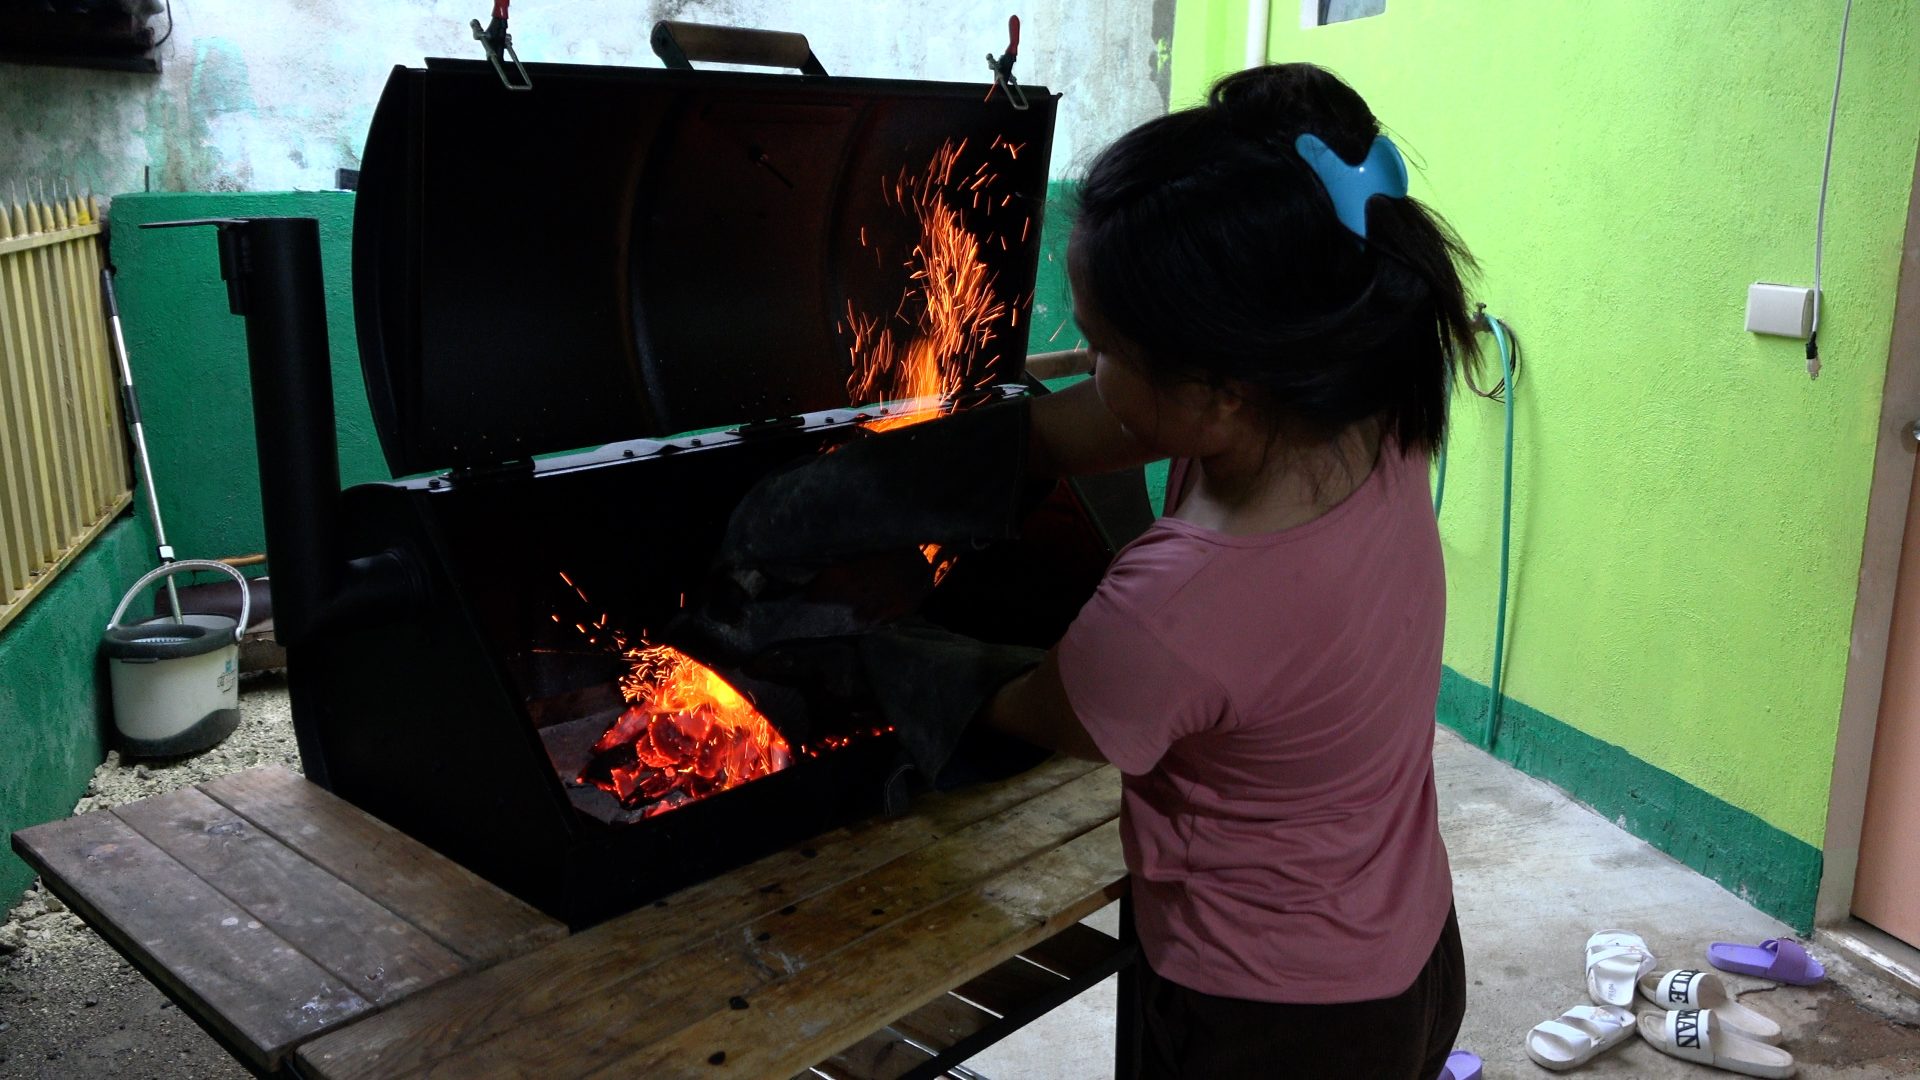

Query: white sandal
[1638,1008,1796,1078]
[1524,1004,1636,1071]
[1639,968,1783,1043]
[1585,928,1656,1006]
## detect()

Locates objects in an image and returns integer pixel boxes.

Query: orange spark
[845,141,1012,431]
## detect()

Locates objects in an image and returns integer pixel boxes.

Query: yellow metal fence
[0,185,131,633]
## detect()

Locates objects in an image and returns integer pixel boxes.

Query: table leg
[1114,889,1141,1080]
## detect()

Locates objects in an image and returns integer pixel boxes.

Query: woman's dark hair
[1071,63,1480,453]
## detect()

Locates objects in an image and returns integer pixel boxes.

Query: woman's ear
[1206,379,1254,425]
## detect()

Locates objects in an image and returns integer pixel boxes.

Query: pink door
[1855,452,1920,947]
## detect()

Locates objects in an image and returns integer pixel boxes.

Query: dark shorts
[1137,906,1466,1080]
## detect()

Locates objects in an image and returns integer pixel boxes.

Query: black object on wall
[0,1,166,74]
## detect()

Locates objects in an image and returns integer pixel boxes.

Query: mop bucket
[102,560,252,757]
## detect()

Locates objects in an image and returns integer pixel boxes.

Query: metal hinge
[445,458,535,488]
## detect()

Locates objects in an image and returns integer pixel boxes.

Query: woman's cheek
[1091,361,1139,438]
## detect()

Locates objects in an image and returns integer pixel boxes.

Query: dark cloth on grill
[668,399,1046,801]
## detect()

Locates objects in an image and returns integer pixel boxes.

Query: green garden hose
[1433,314,1517,749]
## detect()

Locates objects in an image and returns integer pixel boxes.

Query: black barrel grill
[170,29,1149,929]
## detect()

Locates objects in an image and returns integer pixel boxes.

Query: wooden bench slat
[1016,921,1128,982]
[837,926,1130,1079]
[576,819,1126,1080]
[198,766,564,965]
[952,956,1067,1017]
[810,1027,938,1080]
[887,993,1000,1056]
[111,786,467,1005]
[296,765,1120,1080]
[11,810,375,1071]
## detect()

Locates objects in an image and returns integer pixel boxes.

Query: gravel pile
[0,675,298,1078]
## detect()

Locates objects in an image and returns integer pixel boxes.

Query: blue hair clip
[1294,133,1409,241]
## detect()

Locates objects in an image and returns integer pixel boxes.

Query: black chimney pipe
[141,216,416,652]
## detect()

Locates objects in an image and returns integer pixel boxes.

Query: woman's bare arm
[981,650,1107,762]
[1026,358,1161,477]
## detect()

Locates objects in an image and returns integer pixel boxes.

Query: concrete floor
[963,728,1920,1079]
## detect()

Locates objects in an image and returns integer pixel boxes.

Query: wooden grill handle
[651,21,828,76]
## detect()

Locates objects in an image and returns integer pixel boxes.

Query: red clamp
[985,15,1030,110]
[471,0,532,91]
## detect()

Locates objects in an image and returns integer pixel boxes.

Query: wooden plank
[0,340,28,598]
[50,219,106,515]
[0,205,59,563]
[576,820,1127,1080]
[71,226,126,504]
[74,212,130,495]
[11,810,375,1071]
[886,994,1000,1059]
[1017,921,1127,982]
[804,927,1128,1080]
[875,927,1130,1078]
[0,218,100,257]
[197,767,566,966]
[42,219,101,517]
[70,218,121,508]
[951,956,1066,1018]
[112,786,467,1005]
[810,1028,937,1080]
[295,762,1117,1080]
[28,197,89,539]
[0,490,128,635]
[9,199,77,548]
[0,214,34,597]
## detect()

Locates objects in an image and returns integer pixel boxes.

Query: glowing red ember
[579,643,793,816]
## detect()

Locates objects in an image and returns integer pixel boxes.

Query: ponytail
[1073,63,1480,453]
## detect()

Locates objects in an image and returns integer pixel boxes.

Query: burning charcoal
[590,707,649,754]
[576,644,800,816]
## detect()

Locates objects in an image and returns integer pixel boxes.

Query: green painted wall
[1030,180,1085,356]
[1439,668,1823,930]
[1170,1,1920,922]
[106,192,389,566]
[0,511,157,902]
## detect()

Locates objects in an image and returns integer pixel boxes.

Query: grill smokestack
[143,218,417,656]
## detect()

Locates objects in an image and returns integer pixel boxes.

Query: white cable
[1809,0,1854,378]
[1245,0,1271,69]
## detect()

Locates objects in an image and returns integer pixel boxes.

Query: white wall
[0,0,1173,196]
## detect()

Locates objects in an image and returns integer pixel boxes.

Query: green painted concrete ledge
[1439,667,1821,933]
[0,511,157,904]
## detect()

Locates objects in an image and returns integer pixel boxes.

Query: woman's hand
[1027,368,1163,478]
[1025,348,1094,379]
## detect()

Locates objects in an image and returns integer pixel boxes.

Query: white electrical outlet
[1747,283,1815,338]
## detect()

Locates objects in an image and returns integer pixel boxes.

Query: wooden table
[13,756,1132,1078]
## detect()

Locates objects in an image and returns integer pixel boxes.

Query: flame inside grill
[577,643,794,816]
[553,573,795,817]
[561,140,1031,818]
[846,139,1022,433]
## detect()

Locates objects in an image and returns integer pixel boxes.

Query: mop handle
[100,267,182,623]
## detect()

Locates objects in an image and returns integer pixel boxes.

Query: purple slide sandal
[1706,937,1825,985]
[1437,1049,1483,1080]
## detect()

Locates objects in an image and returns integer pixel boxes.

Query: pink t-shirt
[1057,445,1452,1004]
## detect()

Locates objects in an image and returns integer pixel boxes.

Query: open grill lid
[353,53,1059,477]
